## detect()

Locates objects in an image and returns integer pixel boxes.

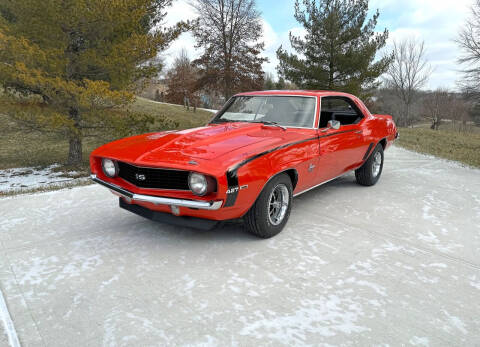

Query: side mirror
[327,119,341,130]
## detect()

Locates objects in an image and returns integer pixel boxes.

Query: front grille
[117,161,190,190]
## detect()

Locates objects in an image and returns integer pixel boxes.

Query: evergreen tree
[264,72,276,90]
[275,77,286,90]
[0,0,184,165]
[276,0,390,96]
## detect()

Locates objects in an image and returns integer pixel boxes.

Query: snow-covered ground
[0,146,479,346]
[0,165,86,193]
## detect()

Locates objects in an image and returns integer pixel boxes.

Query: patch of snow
[469,275,480,290]
[422,263,447,269]
[17,256,60,286]
[410,336,429,346]
[239,295,369,344]
[417,231,439,244]
[0,165,86,193]
[99,275,120,292]
[345,277,387,297]
[443,310,468,335]
[348,260,376,276]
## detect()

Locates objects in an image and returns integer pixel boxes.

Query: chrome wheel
[372,151,382,177]
[267,184,289,226]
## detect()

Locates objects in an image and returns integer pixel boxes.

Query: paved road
[0,146,479,346]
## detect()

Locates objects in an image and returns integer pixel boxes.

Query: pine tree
[264,72,276,90]
[0,0,185,165]
[192,0,267,101]
[275,77,286,90]
[276,0,390,96]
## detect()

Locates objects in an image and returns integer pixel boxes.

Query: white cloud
[163,0,197,27]
[261,20,306,78]
[261,18,279,50]
[261,19,280,76]
[161,0,200,71]
[373,0,473,89]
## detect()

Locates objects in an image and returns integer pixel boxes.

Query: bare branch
[384,37,433,126]
[456,0,480,96]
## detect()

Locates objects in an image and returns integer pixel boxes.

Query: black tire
[355,144,384,186]
[244,173,293,238]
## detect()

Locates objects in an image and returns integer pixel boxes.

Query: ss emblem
[135,173,146,181]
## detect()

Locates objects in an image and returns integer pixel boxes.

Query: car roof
[234,90,357,98]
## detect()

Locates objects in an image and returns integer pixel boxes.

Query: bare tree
[422,90,474,131]
[451,96,473,131]
[384,37,433,127]
[422,89,452,130]
[456,0,480,95]
[191,0,267,101]
[165,49,198,107]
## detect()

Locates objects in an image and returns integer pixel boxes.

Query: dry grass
[132,97,214,130]
[396,127,480,168]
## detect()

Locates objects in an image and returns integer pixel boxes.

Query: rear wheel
[355,144,384,186]
[244,173,293,238]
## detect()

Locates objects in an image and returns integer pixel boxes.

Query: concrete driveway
[1,146,479,346]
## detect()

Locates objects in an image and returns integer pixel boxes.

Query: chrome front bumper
[90,175,223,210]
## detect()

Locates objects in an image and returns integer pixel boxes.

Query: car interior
[260,96,315,128]
[319,97,363,128]
[218,96,316,128]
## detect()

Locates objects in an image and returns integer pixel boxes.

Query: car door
[315,96,370,184]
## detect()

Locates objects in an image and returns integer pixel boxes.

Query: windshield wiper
[251,120,287,131]
[211,119,237,124]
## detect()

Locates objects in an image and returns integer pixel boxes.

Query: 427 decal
[226,185,248,194]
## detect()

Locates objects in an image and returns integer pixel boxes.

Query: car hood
[93,122,302,168]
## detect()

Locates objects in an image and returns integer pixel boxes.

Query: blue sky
[164,0,474,90]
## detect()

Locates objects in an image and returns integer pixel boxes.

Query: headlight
[102,158,118,178]
[188,172,208,196]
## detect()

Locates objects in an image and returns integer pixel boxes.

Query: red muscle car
[90,90,397,238]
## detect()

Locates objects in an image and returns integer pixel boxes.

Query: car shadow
[112,173,364,242]
[120,215,259,242]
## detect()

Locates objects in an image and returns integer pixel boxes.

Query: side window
[319,97,363,128]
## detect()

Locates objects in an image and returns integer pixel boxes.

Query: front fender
[224,137,318,216]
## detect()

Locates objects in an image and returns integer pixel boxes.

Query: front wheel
[244,173,293,238]
[355,144,384,186]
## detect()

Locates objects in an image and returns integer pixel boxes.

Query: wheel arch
[283,168,299,190]
[255,168,299,201]
[378,137,387,150]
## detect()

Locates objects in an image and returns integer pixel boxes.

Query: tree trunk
[67,107,82,165]
[224,59,232,101]
[68,133,82,165]
[224,74,232,101]
[404,102,411,127]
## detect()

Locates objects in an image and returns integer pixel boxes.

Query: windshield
[213,96,316,128]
